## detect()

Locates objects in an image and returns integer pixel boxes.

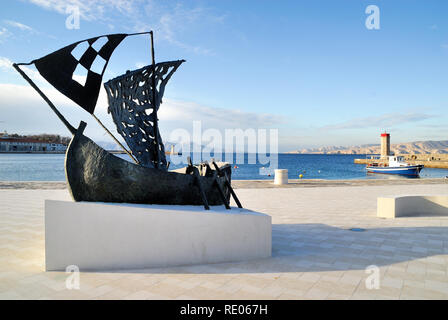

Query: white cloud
[26,0,143,21]
[153,4,216,55]
[0,83,117,143]
[0,57,13,69]
[0,56,44,84]
[0,27,11,42]
[0,82,284,145]
[136,1,224,55]
[0,83,78,134]
[3,20,35,33]
[159,99,285,130]
[25,0,221,55]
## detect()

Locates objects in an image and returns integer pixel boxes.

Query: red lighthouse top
[381,133,390,137]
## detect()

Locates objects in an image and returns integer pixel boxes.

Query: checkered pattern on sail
[104,60,185,169]
[33,34,127,114]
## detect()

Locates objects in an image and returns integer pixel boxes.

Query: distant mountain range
[286,140,448,155]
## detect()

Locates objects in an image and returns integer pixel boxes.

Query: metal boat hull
[65,131,231,205]
[367,165,424,176]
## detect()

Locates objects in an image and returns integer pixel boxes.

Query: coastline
[0,177,446,190]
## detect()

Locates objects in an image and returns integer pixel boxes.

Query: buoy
[299,174,303,179]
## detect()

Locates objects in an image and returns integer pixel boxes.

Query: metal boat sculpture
[367,156,424,176]
[13,32,241,209]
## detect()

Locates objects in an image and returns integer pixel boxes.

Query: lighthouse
[380,132,390,159]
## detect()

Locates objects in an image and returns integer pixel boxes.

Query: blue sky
[0,0,447,151]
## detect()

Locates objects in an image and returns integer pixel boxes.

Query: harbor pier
[354,132,448,169]
[355,155,448,169]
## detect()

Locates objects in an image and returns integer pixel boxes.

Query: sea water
[0,153,447,181]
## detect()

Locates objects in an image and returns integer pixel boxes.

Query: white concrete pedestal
[377,195,448,218]
[274,169,288,185]
[45,200,271,271]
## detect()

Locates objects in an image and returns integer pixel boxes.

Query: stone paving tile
[91,288,134,300]
[424,280,448,295]
[381,277,404,289]
[123,290,159,300]
[400,285,448,300]
[304,287,331,299]
[327,293,351,300]
[1,184,448,299]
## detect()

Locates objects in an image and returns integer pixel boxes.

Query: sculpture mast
[150,31,160,169]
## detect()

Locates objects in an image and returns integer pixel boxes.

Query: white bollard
[274,169,288,185]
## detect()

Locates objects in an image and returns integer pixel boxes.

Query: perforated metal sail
[31,34,128,114]
[104,60,185,169]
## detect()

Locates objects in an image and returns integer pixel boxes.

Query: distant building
[0,137,67,152]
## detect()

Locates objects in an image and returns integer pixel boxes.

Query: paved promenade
[0,182,447,299]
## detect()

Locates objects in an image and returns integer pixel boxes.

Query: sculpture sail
[31,34,129,114]
[104,60,185,169]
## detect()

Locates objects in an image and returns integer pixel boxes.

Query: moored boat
[367,156,424,176]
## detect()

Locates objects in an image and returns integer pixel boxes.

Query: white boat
[367,156,424,176]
